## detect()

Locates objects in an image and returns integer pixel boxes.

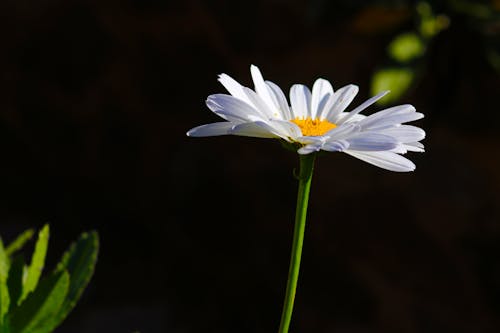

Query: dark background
[1,0,500,332]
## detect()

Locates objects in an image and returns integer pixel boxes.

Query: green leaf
[0,239,10,326]
[19,225,50,304]
[6,256,25,309]
[388,32,425,63]
[5,230,34,258]
[9,271,69,333]
[0,239,9,284]
[0,284,8,328]
[417,2,450,38]
[0,244,6,283]
[371,67,415,106]
[44,231,99,331]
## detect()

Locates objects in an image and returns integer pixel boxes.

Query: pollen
[291,117,337,136]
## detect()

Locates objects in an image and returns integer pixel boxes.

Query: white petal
[324,123,360,140]
[297,137,350,153]
[391,144,408,154]
[344,150,416,172]
[298,144,322,154]
[206,94,265,123]
[243,87,275,119]
[336,112,366,124]
[187,122,234,137]
[230,121,279,138]
[250,65,280,114]
[346,133,398,151]
[311,78,334,119]
[404,142,425,152]
[337,90,390,124]
[269,119,302,140]
[378,125,426,143]
[218,73,253,105]
[358,104,423,129]
[369,112,424,129]
[290,84,312,118]
[322,139,349,152]
[408,141,424,148]
[266,80,292,120]
[323,84,359,122]
[295,135,326,145]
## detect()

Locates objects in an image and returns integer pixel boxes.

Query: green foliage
[6,258,24,316]
[9,272,69,333]
[0,226,99,333]
[0,240,10,281]
[417,2,450,38]
[447,0,495,20]
[5,230,34,258]
[45,232,99,332]
[371,1,449,105]
[388,33,425,63]
[0,239,10,327]
[371,68,415,106]
[20,226,49,305]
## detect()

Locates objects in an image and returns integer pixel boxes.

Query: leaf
[19,225,49,304]
[417,2,450,38]
[0,238,10,282]
[6,256,24,309]
[371,67,415,106]
[0,239,9,326]
[0,284,8,328]
[5,230,34,258]
[9,271,69,333]
[0,239,9,283]
[388,32,425,63]
[43,231,99,331]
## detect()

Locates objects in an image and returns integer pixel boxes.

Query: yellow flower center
[291,117,337,136]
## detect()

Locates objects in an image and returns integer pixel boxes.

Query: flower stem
[278,153,316,333]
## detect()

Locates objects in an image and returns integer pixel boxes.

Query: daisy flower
[187,65,425,172]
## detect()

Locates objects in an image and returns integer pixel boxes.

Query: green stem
[278,153,316,333]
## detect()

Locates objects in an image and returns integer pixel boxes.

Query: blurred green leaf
[371,68,415,105]
[487,48,500,72]
[447,0,495,19]
[421,15,450,37]
[417,2,450,38]
[19,225,49,304]
[388,32,425,62]
[9,271,69,333]
[0,240,9,326]
[5,230,34,258]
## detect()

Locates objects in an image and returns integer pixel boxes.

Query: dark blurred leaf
[447,0,496,19]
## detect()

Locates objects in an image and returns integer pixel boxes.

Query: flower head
[187,65,425,172]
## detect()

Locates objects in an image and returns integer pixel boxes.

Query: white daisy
[187,65,425,172]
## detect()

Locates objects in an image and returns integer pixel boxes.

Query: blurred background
[1,0,500,332]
